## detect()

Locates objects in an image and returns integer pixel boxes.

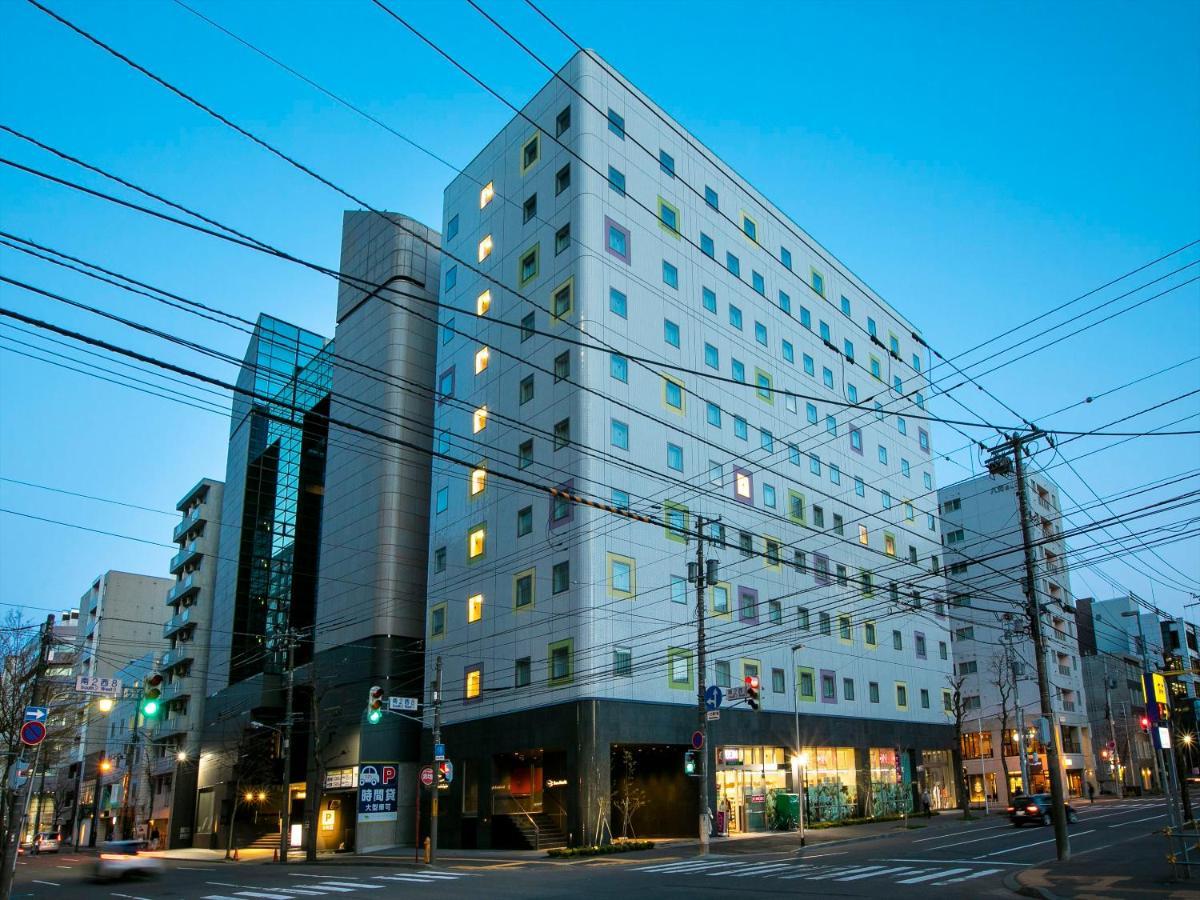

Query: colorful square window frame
[607,553,636,599]
[604,217,631,264]
[662,374,686,414]
[663,501,690,544]
[548,638,574,685]
[518,243,540,287]
[658,196,681,238]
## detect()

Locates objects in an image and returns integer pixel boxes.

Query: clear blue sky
[2,0,1198,624]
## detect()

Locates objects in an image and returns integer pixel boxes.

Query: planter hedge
[547,840,655,858]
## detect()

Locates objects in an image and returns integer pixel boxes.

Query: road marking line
[372,875,438,883]
[795,850,846,859]
[726,862,796,877]
[921,828,1032,851]
[207,883,243,888]
[913,823,1011,842]
[834,866,915,881]
[203,895,245,899]
[180,866,213,870]
[312,883,382,890]
[31,880,60,886]
[982,829,1094,857]
[111,894,153,900]
[265,889,330,895]
[636,860,734,872]
[233,892,299,899]
[788,866,870,880]
[898,867,971,883]
[1112,813,1166,826]
[290,874,358,879]
[55,865,73,868]
[934,866,1003,884]
[882,857,1027,866]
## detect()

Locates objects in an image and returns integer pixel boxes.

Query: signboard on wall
[357,763,398,822]
[325,767,358,790]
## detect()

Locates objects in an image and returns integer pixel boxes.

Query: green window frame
[513,568,535,610]
[607,553,636,599]
[518,243,540,287]
[663,501,689,543]
[548,638,574,685]
[658,196,681,237]
[667,647,694,691]
[797,666,816,702]
[520,132,541,174]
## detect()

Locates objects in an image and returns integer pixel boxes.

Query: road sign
[704,685,723,711]
[388,696,418,712]
[419,766,434,787]
[434,743,446,761]
[20,720,46,747]
[24,706,48,722]
[75,675,122,696]
[691,730,704,751]
[725,686,748,701]
[706,710,720,722]
[357,763,398,822]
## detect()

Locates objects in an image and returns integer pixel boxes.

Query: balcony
[161,645,195,670]
[169,543,202,575]
[172,509,205,542]
[166,573,199,605]
[1058,664,1072,677]
[162,607,195,639]
[1061,700,1077,712]
[162,679,191,703]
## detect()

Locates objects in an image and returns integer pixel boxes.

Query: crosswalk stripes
[632,857,1007,887]
[203,869,473,899]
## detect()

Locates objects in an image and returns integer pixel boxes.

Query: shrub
[547,840,655,858]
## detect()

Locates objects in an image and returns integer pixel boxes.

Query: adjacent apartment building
[938,471,1095,805]
[153,476,223,847]
[425,50,956,848]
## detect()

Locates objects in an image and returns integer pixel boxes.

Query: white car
[94,841,164,881]
[25,832,61,854]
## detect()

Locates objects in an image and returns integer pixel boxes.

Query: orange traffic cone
[273,848,279,862]
[232,847,239,861]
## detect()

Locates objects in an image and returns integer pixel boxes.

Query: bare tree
[0,612,45,897]
[991,654,1014,772]
[303,670,344,862]
[948,672,972,819]
[611,749,647,839]
[222,729,276,859]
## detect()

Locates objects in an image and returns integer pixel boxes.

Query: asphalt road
[9,797,1172,899]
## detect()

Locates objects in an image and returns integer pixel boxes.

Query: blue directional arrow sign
[704,686,723,711]
[24,706,48,723]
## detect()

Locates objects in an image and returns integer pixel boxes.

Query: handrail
[506,791,540,850]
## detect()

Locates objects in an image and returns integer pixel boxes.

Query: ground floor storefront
[428,700,956,848]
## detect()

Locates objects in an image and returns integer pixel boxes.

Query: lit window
[467,593,483,623]
[472,407,487,433]
[468,525,486,559]
[465,668,481,699]
[479,181,494,208]
[476,290,491,316]
[478,234,493,262]
[735,470,752,500]
[470,467,486,496]
[884,533,896,556]
[474,346,489,374]
[859,525,869,545]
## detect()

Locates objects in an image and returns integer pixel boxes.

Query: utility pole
[430,656,442,863]
[689,515,719,853]
[279,629,296,864]
[1101,662,1123,799]
[118,681,143,841]
[1004,632,1031,795]
[991,430,1070,860]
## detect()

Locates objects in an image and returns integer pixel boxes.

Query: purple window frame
[849,427,863,454]
[738,586,759,624]
[820,669,837,704]
[605,216,631,264]
[464,663,483,704]
[813,553,831,586]
[732,466,754,505]
[915,630,927,659]
[549,479,574,530]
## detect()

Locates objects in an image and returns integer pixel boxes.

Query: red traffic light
[745,675,761,711]
[1141,716,1151,733]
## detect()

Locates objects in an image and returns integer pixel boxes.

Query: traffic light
[745,675,760,711]
[1141,715,1151,734]
[683,751,697,776]
[141,673,163,718]
[367,685,384,724]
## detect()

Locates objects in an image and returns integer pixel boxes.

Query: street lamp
[790,643,806,846]
[96,697,115,713]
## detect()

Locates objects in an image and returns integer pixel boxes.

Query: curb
[1004,870,1064,900]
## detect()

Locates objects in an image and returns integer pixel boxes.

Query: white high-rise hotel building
[426,51,956,847]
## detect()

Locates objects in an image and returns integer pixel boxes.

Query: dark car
[1008,793,1080,826]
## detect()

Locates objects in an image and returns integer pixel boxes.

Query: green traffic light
[142,700,159,717]
[367,709,382,724]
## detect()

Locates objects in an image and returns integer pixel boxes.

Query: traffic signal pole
[431,656,442,863]
[694,516,711,853]
[279,630,296,864]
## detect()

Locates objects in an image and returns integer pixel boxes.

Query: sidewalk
[1010,827,1197,899]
